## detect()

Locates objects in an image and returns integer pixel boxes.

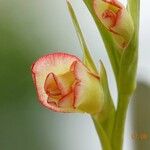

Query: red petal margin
[70,61,81,108]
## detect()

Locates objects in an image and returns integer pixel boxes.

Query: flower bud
[32,53,104,114]
[93,0,134,49]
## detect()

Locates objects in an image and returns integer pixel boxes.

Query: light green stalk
[111,0,140,150]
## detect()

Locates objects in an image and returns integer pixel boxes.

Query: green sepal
[93,61,115,139]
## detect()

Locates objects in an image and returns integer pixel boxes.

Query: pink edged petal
[31,53,80,112]
[32,53,80,75]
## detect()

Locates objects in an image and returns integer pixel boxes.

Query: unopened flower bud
[93,0,134,49]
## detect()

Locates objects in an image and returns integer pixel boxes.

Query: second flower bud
[93,0,134,49]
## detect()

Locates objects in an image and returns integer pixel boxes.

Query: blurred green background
[0,0,97,150]
[0,0,150,150]
[0,0,102,150]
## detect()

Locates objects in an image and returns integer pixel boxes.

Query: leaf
[67,1,98,74]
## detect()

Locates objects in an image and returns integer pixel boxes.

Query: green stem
[111,94,131,150]
[92,116,112,150]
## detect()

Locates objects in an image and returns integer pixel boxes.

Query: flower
[32,53,104,114]
[93,0,134,49]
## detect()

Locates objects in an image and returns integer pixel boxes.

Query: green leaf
[67,1,97,74]
[83,0,121,80]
